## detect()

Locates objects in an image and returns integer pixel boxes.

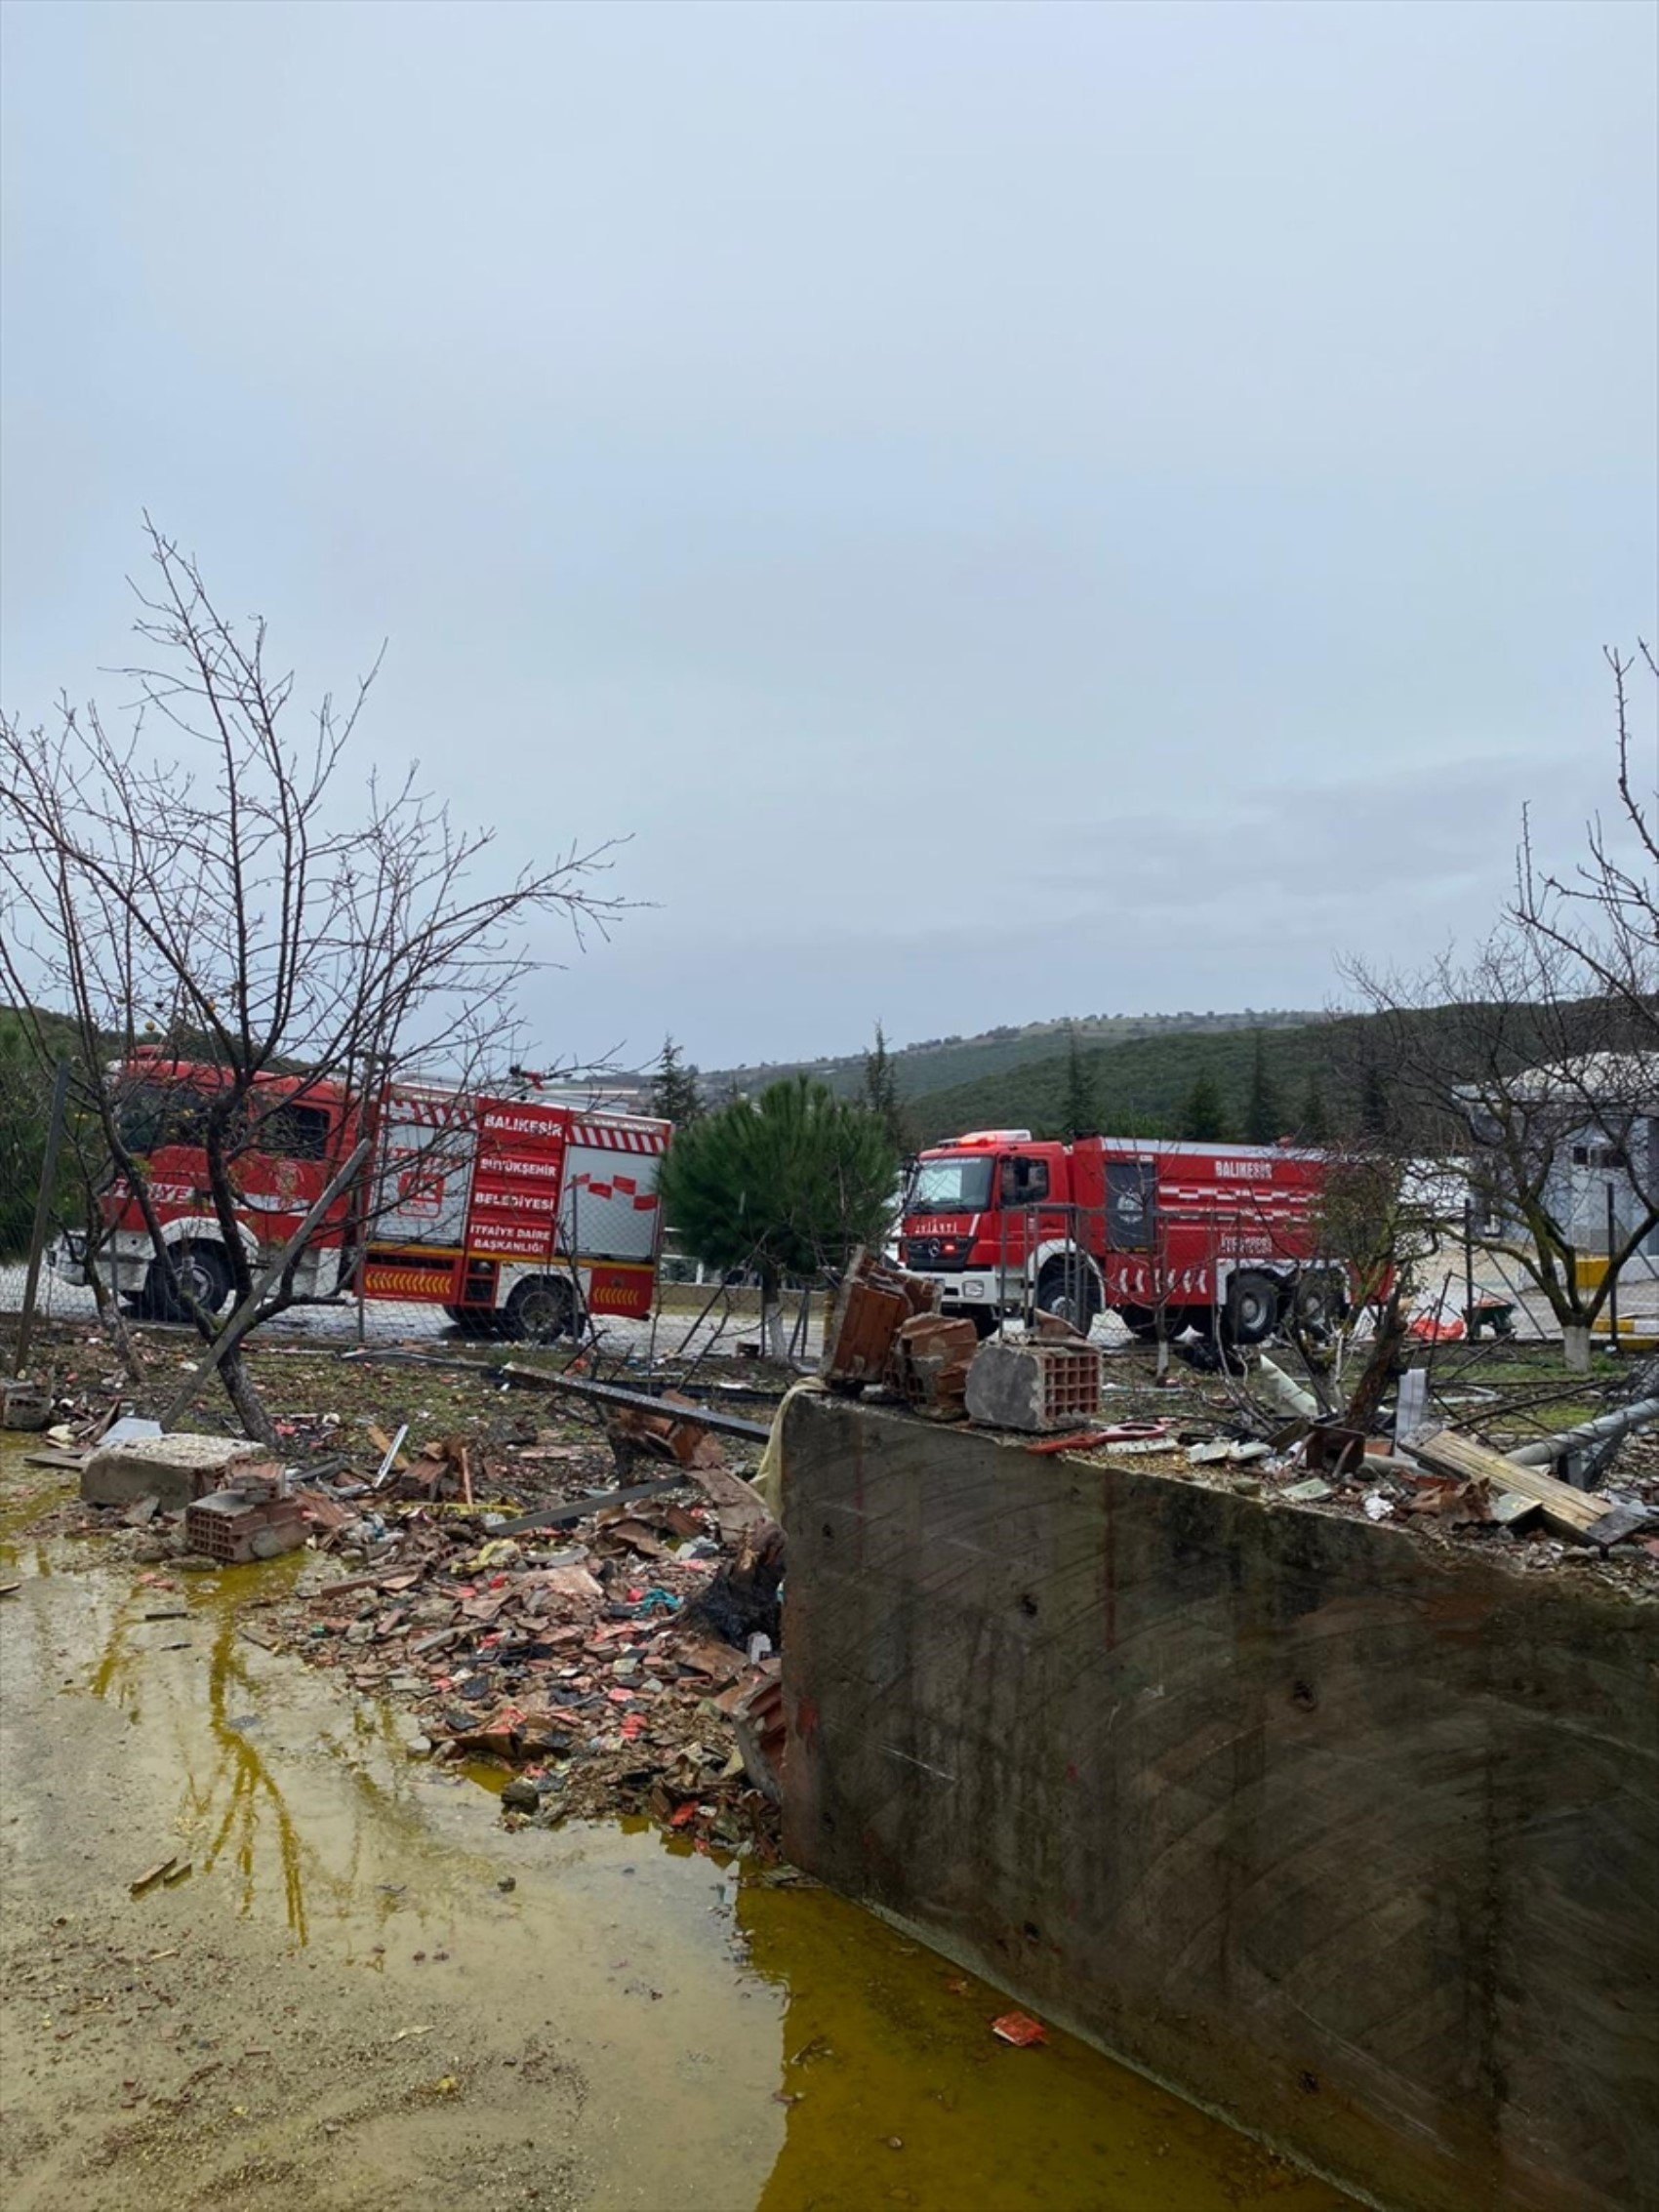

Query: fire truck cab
[900,1128,1346,1344]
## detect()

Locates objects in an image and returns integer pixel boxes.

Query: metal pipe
[341,1347,777,1441]
[1507,1396,1659,1468]
[494,1362,774,1440]
[1606,1183,1619,1353]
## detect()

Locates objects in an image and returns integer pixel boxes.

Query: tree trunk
[220,1345,275,1444]
[760,1273,788,1360]
[85,1258,144,1385]
[1562,1323,1592,1375]
[1345,1291,1408,1432]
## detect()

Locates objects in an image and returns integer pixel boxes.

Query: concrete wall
[780,1396,1659,2212]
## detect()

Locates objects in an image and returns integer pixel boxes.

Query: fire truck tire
[1222,1271,1281,1347]
[1036,1261,1101,1334]
[444,1305,503,1340]
[1116,1304,1194,1343]
[503,1276,578,1343]
[143,1241,232,1323]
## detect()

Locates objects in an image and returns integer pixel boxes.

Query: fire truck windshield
[117,1084,210,1154]
[906,1156,993,1214]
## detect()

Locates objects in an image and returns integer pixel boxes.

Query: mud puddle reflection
[1,1455,1348,2211]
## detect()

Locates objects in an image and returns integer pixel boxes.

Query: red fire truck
[53,1050,670,1340]
[900,1128,1349,1343]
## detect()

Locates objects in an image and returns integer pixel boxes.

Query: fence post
[1606,1183,1619,1355]
[14,1059,70,1375]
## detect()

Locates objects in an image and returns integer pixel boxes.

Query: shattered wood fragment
[1403,1428,1607,1544]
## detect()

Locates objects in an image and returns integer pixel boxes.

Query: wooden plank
[1401,1426,1604,1542]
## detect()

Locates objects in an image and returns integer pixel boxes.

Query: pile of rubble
[264,1474,786,1851]
[24,1375,788,1857]
[819,1252,1659,1584]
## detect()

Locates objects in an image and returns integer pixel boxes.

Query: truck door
[1105,1158,1156,1250]
[997,1152,1051,1268]
[374,1099,476,1247]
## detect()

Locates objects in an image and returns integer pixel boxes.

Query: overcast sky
[3,0,1654,1073]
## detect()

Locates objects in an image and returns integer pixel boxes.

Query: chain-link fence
[5,1049,1654,1376]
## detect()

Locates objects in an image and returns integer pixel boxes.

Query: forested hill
[907,1015,1364,1146]
[702,1008,1319,1109]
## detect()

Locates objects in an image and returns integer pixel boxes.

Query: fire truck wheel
[1117,1305,1194,1343]
[1222,1271,1281,1347]
[143,1241,232,1323]
[1036,1262,1100,1335]
[444,1305,503,1340]
[504,1276,578,1343]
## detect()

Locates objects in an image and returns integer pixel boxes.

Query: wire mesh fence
[0,1083,830,1376]
[3,1046,1653,1377]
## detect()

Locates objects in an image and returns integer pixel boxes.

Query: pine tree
[650,1035,704,1129]
[1298,1071,1331,1144]
[1357,1060,1392,1142]
[1180,1071,1229,1142]
[861,1023,910,1155]
[1059,1026,1099,1141]
[659,1077,898,1354]
[1242,1030,1282,1145]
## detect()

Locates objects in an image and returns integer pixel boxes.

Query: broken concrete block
[185,1487,307,1563]
[81,1432,264,1511]
[964,1337,1103,1433]
[0,1379,50,1431]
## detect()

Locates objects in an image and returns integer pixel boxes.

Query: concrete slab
[81,1433,264,1510]
[782,1395,1659,2212]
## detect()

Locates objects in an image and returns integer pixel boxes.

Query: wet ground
[0,1444,1351,2212]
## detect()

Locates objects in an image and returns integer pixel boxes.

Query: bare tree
[1514,642,1657,1051]
[0,522,622,1436]
[1338,649,1659,1374]
[1347,937,1655,1373]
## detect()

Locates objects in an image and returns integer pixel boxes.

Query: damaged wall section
[780,1395,1658,2212]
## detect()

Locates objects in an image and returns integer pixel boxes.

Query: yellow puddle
[0,1444,1350,2211]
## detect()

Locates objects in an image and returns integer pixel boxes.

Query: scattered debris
[820,1248,942,1390]
[1282,1478,1335,1505]
[991,2010,1047,2047]
[888,1313,979,1421]
[1,1377,51,1430]
[964,1337,1104,1433]
[1402,1427,1630,1546]
[729,1657,786,1802]
[184,1466,310,1562]
[82,1432,266,1511]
